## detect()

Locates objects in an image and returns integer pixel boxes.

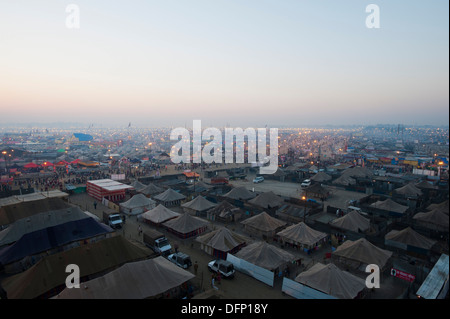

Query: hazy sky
[0,0,448,128]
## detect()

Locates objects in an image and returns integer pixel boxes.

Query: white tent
[120,194,156,215]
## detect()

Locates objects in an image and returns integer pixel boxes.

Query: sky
[0,0,448,128]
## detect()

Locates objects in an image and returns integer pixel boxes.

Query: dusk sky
[0,0,448,128]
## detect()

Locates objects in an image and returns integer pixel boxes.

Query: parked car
[208,260,235,279]
[301,179,311,187]
[168,252,192,269]
[253,176,264,183]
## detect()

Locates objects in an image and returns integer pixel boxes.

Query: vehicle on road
[102,211,123,229]
[300,179,311,187]
[208,260,235,278]
[168,252,192,269]
[143,229,172,257]
[253,176,264,183]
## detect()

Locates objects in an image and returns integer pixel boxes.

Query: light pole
[302,195,307,223]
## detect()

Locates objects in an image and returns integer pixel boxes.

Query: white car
[208,260,235,279]
[253,176,264,183]
[301,179,311,187]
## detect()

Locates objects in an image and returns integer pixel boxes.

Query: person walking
[194,261,198,276]
[138,224,142,236]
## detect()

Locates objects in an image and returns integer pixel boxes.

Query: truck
[102,211,123,229]
[143,229,172,257]
[211,177,229,185]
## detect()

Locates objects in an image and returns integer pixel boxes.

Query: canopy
[182,196,217,212]
[53,257,195,299]
[223,186,256,201]
[329,210,370,233]
[142,204,180,224]
[295,263,366,299]
[248,191,285,209]
[276,222,327,247]
[332,238,393,269]
[234,241,294,271]
[385,227,436,250]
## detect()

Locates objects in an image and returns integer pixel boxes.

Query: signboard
[391,268,415,282]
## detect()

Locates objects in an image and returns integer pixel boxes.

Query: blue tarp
[0,218,112,265]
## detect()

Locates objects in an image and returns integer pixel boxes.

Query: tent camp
[141,204,180,226]
[310,172,332,183]
[413,209,449,232]
[295,262,366,299]
[332,238,393,271]
[1,235,151,299]
[369,198,409,217]
[138,183,164,197]
[385,227,436,254]
[0,206,91,247]
[234,241,295,271]
[153,188,186,207]
[162,213,209,239]
[182,196,217,216]
[329,210,370,233]
[53,256,195,299]
[223,186,256,201]
[195,227,249,259]
[240,212,287,238]
[120,194,156,215]
[248,191,285,209]
[206,201,244,223]
[276,222,327,250]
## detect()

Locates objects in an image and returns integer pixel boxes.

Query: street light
[302,195,307,223]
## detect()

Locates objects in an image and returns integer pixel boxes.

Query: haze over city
[0,0,449,128]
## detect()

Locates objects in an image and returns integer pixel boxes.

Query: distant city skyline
[1,1,448,128]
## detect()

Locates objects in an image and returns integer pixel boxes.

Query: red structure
[86,179,133,202]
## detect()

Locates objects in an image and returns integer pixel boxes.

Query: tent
[385,227,436,252]
[310,172,332,183]
[332,238,393,270]
[162,213,209,239]
[234,241,295,271]
[0,218,113,267]
[341,166,373,178]
[182,196,217,215]
[276,222,327,249]
[1,235,151,299]
[332,175,357,186]
[120,194,156,215]
[141,204,180,225]
[195,227,249,259]
[394,183,423,197]
[187,181,212,193]
[138,183,164,196]
[302,183,330,200]
[0,206,91,247]
[206,201,244,223]
[427,200,449,215]
[370,198,409,216]
[129,180,147,192]
[53,256,195,299]
[329,210,370,233]
[413,209,449,232]
[248,191,285,209]
[240,212,286,238]
[295,263,366,299]
[223,186,256,201]
[415,180,438,190]
[23,163,40,169]
[153,188,186,207]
